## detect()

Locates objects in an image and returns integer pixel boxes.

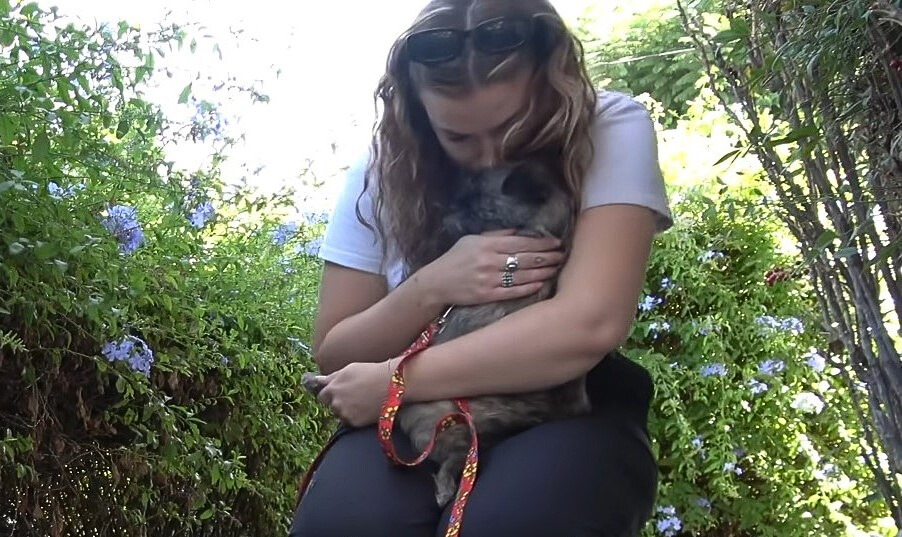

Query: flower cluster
[791,392,825,414]
[273,222,299,246]
[300,237,322,257]
[188,200,216,229]
[655,506,682,537]
[756,315,804,334]
[101,335,154,376]
[303,210,330,226]
[697,250,725,262]
[48,181,84,198]
[758,358,786,376]
[639,295,663,312]
[101,205,145,254]
[747,379,768,394]
[805,349,827,372]
[700,362,728,377]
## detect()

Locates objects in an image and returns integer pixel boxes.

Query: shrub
[0,3,331,535]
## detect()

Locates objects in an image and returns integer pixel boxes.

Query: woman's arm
[313,231,564,374]
[312,263,445,375]
[401,203,657,402]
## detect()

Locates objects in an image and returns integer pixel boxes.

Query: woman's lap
[289,353,658,537]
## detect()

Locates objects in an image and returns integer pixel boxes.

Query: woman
[290,0,673,535]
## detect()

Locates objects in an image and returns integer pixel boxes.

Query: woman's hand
[418,230,564,306]
[313,360,396,428]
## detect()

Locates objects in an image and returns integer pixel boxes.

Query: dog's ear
[500,161,558,205]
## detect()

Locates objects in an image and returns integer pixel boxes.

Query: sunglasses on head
[406,16,542,65]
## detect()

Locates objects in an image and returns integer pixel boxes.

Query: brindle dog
[303,160,591,507]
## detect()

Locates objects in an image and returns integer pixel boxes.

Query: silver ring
[504,255,520,272]
[501,270,515,288]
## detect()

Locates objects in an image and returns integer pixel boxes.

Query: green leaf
[178,83,192,104]
[835,247,859,259]
[0,181,15,194]
[31,132,50,162]
[770,125,819,147]
[813,230,838,251]
[714,150,740,166]
[116,118,130,138]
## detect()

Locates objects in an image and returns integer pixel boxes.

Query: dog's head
[444,160,571,240]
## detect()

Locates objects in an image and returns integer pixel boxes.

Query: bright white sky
[39,0,600,212]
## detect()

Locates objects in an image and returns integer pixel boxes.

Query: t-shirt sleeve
[318,152,385,274]
[582,91,674,232]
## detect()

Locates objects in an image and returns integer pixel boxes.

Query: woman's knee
[437,415,657,537]
[290,426,440,537]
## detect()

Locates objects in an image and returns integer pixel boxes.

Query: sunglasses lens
[407,30,464,64]
[473,18,530,53]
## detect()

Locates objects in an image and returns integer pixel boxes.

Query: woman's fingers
[496,251,565,271]
[490,234,562,255]
[502,266,558,285]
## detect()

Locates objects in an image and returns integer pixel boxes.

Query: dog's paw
[433,472,459,508]
[301,372,324,396]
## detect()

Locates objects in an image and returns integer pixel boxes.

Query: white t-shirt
[318,90,674,289]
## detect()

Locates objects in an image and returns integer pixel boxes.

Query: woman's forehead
[420,75,532,136]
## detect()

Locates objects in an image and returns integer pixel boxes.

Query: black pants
[289,352,658,537]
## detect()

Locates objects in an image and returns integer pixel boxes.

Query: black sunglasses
[406,16,540,65]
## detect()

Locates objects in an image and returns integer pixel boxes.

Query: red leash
[377,314,479,537]
[296,309,480,537]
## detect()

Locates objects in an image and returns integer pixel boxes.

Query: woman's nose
[476,138,502,169]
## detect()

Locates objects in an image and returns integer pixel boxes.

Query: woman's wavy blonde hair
[361,0,597,275]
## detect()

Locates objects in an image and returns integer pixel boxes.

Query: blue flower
[747,379,768,394]
[655,506,682,537]
[273,222,298,246]
[805,350,827,372]
[696,497,712,510]
[101,205,145,254]
[304,210,330,226]
[660,277,675,290]
[698,250,725,262]
[700,363,728,377]
[101,335,154,376]
[758,359,786,376]
[724,461,743,475]
[303,237,323,257]
[188,200,216,229]
[756,315,805,335]
[48,181,84,198]
[280,258,295,274]
[692,436,704,448]
[639,295,663,312]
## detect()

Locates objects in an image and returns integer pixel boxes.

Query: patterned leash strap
[377,310,480,537]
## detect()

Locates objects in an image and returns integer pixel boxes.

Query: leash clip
[435,305,455,335]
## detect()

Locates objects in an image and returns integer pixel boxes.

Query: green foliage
[0,1,893,536]
[620,91,892,535]
[0,3,331,535]
[628,184,889,536]
[576,2,706,122]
